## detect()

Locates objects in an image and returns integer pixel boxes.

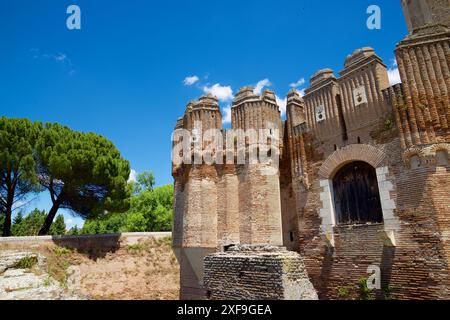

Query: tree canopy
[36,123,131,235]
[0,118,41,236]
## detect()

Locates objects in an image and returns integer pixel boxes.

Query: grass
[126,243,148,253]
[37,246,79,288]
[43,276,52,287]
[14,256,38,269]
[337,286,350,299]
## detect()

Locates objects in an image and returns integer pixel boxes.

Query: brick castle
[172,0,450,300]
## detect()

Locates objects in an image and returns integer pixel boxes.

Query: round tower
[401,0,450,34]
[183,94,222,131]
[231,87,281,132]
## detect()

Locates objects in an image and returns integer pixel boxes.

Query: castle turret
[392,0,450,147]
[401,0,450,35]
[183,94,222,132]
[172,94,222,299]
[232,87,281,132]
[229,87,284,246]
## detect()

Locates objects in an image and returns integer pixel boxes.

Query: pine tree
[0,118,41,236]
[36,123,131,235]
[50,215,66,236]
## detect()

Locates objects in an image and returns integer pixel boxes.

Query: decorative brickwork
[318,144,387,179]
[173,0,450,300]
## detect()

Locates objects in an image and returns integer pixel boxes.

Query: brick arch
[428,143,450,155]
[318,144,387,179]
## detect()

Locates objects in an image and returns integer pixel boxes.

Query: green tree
[137,171,155,193]
[0,118,41,236]
[67,225,80,235]
[11,212,23,235]
[50,215,66,235]
[12,209,46,236]
[81,212,125,235]
[36,123,131,235]
[81,176,173,235]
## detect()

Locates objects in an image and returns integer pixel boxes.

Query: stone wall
[0,232,171,252]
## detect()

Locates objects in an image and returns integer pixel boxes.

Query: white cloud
[183,75,199,86]
[276,96,287,117]
[222,105,232,124]
[391,58,398,67]
[128,169,137,183]
[254,79,272,95]
[54,53,68,62]
[387,58,401,86]
[388,67,401,85]
[290,78,306,88]
[203,84,234,102]
[297,88,306,97]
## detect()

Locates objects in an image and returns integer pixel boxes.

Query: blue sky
[0,0,407,229]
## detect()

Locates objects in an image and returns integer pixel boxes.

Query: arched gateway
[332,161,383,224]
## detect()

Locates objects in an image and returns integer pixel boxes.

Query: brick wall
[203,246,317,300]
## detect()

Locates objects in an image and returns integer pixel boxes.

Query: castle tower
[338,48,391,144]
[280,89,308,251]
[183,94,222,132]
[286,89,308,181]
[231,87,283,246]
[401,0,450,34]
[172,95,222,299]
[231,87,281,132]
[394,0,450,147]
[303,69,343,153]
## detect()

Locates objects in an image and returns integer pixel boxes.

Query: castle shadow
[51,233,122,261]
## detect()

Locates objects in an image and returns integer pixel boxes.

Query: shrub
[15,256,38,269]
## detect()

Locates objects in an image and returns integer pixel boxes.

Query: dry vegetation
[0,236,179,300]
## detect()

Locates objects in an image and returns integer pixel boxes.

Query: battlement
[344,47,376,68]
[233,87,278,107]
[340,47,386,77]
[287,88,303,105]
[231,87,281,131]
[309,69,336,88]
[190,94,220,111]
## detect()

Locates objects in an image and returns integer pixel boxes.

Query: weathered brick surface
[172,0,450,300]
[203,246,317,300]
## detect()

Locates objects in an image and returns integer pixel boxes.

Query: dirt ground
[0,237,180,300]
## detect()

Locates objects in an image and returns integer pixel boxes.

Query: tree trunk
[38,202,61,236]
[2,208,12,237]
[2,192,14,237]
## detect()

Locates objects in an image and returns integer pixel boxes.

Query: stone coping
[0,232,172,243]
